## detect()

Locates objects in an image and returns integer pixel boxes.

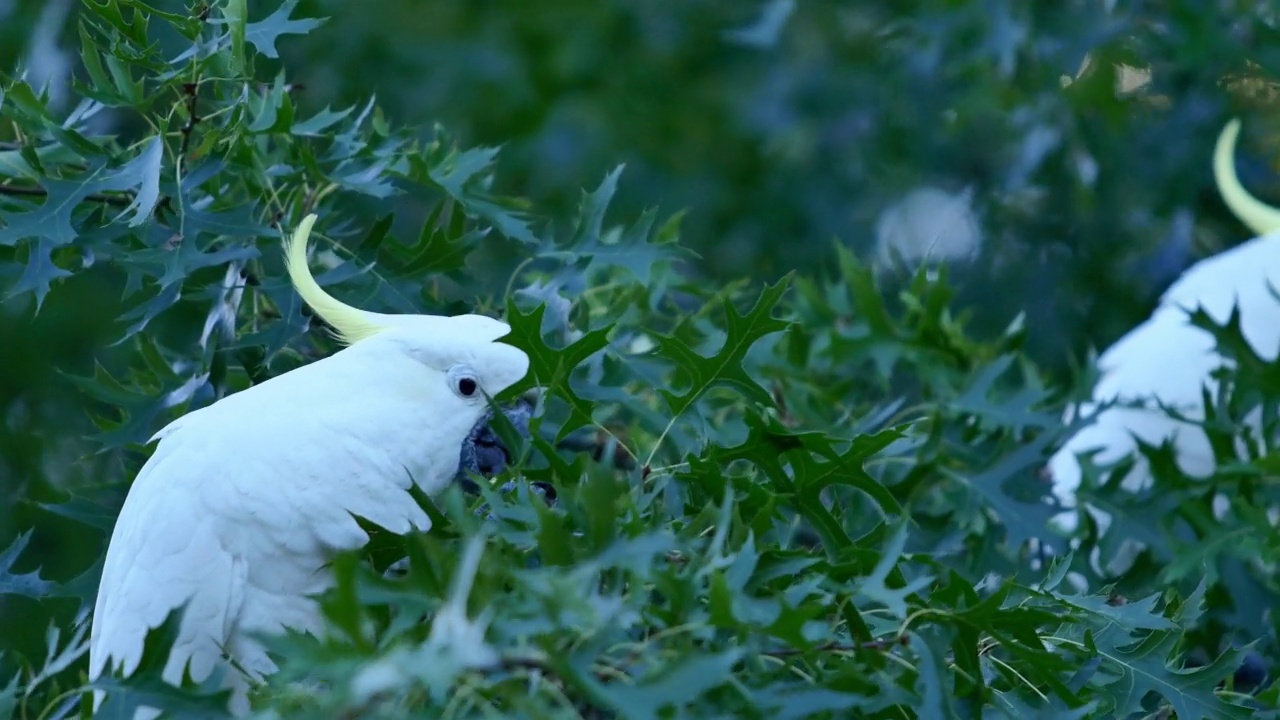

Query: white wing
[88,338,472,711]
[1049,231,1280,528]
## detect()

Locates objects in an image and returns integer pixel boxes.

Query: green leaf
[377,201,484,278]
[223,0,248,73]
[1,84,98,158]
[61,335,208,448]
[0,136,172,249]
[653,275,792,418]
[50,555,105,615]
[0,672,16,720]
[716,409,904,552]
[585,648,745,720]
[0,531,55,599]
[7,238,73,309]
[950,354,1058,433]
[1052,578,1253,718]
[243,0,325,59]
[503,299,612,441]
[943,425,1069,553]
[247,72,296,134]
[38,483,129,533]
[292,104,354,136]
[546,168,698,283]
[857,521,932,618]
[77,22,124,105]
[748,683,881,720]
[908,631,965,719]
[82,0,150,48]
[25,621,91,697]
[424,145,539,244]
[118,136,163,226]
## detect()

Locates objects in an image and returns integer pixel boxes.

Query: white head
[283,214,531,487]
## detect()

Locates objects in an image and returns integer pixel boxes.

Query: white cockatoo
[1047,118,1280,574]
[873,185,983,273]
[87,214,531,716]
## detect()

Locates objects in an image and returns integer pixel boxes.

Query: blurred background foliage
[3,0,1280,712]
[277,0,1280,365]
[9,0,1280,376]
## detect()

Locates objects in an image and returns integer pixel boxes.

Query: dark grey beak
[454,390,556,504]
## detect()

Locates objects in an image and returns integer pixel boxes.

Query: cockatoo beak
[455,389,556,504]
[460,397,533,481]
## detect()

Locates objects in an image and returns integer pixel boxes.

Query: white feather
[87,215,530,716]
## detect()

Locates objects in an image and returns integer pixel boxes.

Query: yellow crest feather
[284,213,388,345]
[1213,118,1280,236]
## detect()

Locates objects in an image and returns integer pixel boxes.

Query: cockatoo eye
[447,365,481,399]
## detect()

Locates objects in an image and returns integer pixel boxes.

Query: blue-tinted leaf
[243,0,324,59]
[0,531,56,599]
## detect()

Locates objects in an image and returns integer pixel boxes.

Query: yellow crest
[284,214,389,345]
[1213,119,1280,236]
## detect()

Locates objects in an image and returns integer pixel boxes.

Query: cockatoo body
[1048,119,1280,573]
[88,214,530,716]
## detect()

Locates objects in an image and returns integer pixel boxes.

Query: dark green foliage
[266,0,1280,376]
[0,2,1275,719]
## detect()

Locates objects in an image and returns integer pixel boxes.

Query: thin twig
[177,80,201,167]
[499,637,905,678]
[176,4,210,169]
[0,183,133,207]
[763,637,909,658]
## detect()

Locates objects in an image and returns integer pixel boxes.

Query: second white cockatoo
[87,214,532,715]
[1047,119,1280,573]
